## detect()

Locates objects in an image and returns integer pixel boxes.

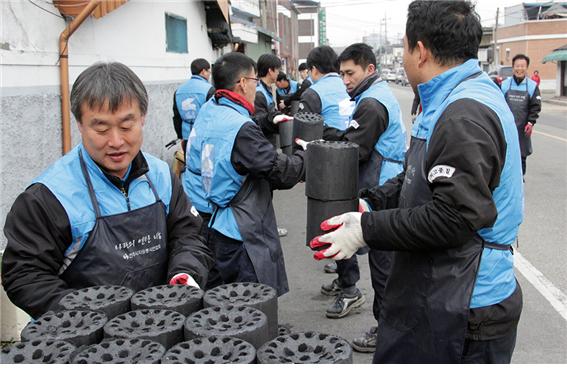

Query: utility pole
[493,7,499,69]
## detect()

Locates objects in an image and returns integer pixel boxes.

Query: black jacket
[2,152,213,318]
[232,122,305,189]
[323,74,389,162]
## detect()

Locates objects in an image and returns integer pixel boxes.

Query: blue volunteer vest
[175,75,212,139]
[187,97,251,241]
[310,73,354,130]
[354,80,407,185]
[414,59,523,308]
[277,80,299,96]
[256,82,274,106]
[32,145,172,260]
[500,76,537,98]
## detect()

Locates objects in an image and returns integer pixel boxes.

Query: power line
[27,0,64,18]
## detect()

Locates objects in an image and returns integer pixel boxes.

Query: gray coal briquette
[184,305,269,349]
[131,284,204,316]
[104,309,185,349]
[57,285,133,319]
[20,310,107,347]
[257,331,353,364]
[203,282,278,340]
[162,336,256,364]
[71,338,165,364]
[1,340,76,364]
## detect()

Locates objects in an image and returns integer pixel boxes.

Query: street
[273,83,567,364]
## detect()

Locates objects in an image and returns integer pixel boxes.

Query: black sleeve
[166,171,214,287]
[323,98,388,162]
[361,99,506,251]
[411,94,420,115]
[528,85,541,124]
[253,92,281,137]
[298,88,322,114]
[172,91,183,139]
[206,86,215,101]
[231,122,305,190]
[359,170,406,210]
[1,184,74,318]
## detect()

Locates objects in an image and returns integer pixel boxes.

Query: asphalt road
[273,82,567,363]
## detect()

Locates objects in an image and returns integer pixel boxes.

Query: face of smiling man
[78,98,145,178]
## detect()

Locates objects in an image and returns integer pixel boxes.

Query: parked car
[395,70,409,86]
[381,68,397,82]
[488,65,513,87]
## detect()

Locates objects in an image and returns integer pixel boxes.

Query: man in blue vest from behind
[2,62,213,319]
[309,1,523,363]
[187,52,305,296]
[173,58,215,151]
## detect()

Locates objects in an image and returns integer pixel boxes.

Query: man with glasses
[184,52,306,295]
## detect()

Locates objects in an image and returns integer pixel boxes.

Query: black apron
[505,79,532,157]
[60,151,169,291]
[214,177,289,296]
[359,150,404,191]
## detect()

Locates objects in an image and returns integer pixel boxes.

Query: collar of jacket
[191,75,208,83]
[79,144,149,192]
[314,72,340,84]
[214,89,254,116]
[513,75,526,86]
[349,72,380,100]
[417,58,481,116]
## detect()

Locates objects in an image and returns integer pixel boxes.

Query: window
[165,13,188,53]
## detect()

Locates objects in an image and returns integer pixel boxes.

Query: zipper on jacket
[119,184,131,211]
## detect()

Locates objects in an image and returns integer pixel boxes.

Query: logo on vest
[190,206,198,217]
[428,165,455,183]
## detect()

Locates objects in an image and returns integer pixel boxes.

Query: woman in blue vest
[187,52,305,296]
[309,1,523,363]
[325,42,406,352]
[501,54,541,176]
[2,62,213,319]
[173,58,215,151]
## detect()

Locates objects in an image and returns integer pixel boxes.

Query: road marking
[515,250,567,321]
[533,130,567,143]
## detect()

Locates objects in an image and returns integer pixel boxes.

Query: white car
[381,69,397,82]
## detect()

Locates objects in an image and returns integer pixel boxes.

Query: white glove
[295,138,309,151]
[309,212,366,260]
[169,273,201,289]
[358,198,372,212]
[273,114,292,124]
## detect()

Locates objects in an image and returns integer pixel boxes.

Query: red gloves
[524,122,534,137]
[169,273,200,289]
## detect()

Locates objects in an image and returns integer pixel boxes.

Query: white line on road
[514,250,567,321]
[533,130,567,143]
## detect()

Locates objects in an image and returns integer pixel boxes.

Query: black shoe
[352,326,378,353]
[325,289,365,319]
[320,278,342,296]
[323,262,337,274]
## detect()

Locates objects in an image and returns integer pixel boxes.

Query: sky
[322,0,529,47]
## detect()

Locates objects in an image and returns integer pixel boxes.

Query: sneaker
[326,289,366,319]
[351,326,378,353]
[323,262,337,274]
[277,227,288,237]
[321,278,342,296]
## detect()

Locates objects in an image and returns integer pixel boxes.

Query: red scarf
[214,89,255,115]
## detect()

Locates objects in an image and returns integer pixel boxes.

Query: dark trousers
[336,256,360,290]
[209,228,258,285]
[369,249,392,322]
[461,328,518,363]
[521,156,527,176]
[199,212,225,290]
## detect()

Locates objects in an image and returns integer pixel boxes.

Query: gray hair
[71,62,148,122]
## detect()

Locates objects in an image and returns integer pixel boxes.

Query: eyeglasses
[242,76,259,82]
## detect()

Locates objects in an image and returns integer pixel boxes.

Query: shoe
[321,278,342,296]
[351,326,378,353]
[326,289,365,319]
[277,227,288,237]
[323,261,337,274]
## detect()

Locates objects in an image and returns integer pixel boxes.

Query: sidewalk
[541,90,567,107]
